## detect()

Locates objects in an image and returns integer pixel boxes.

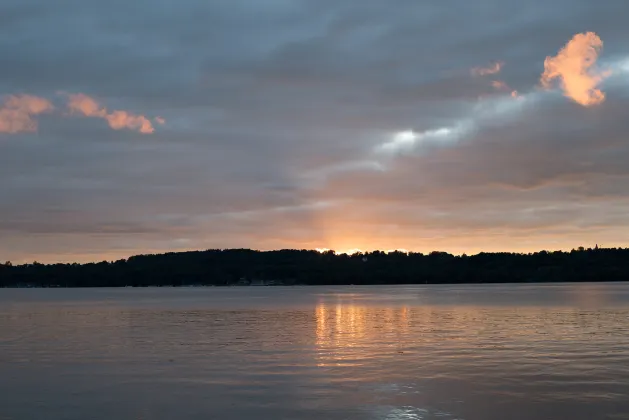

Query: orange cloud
[540,32,610,106]
[0,95,54,134]
[106,111,155,134]
[67,93,107,118]
[472,61,504,76]
[66,93,161,134]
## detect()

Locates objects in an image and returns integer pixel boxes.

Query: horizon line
[2,244,610,266]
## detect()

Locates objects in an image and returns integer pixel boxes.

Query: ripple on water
[0,284,628,420]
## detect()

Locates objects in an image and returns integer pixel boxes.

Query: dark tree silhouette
[0,247,627,288]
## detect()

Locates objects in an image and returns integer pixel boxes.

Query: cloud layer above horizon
[2,0,629,263]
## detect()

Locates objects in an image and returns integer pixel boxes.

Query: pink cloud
[0,95,54,134]
[65,93,162,134]
[67,93,107,118]
[472,61,504,76]
[540,32,610,107]
[106,110,155,134]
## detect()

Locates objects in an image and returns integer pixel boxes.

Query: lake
[1,284,628,420]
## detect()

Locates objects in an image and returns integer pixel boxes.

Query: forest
[1,246,627,287]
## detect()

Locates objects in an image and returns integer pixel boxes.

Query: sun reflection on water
[314,301,467,418]
[315,301,411,367]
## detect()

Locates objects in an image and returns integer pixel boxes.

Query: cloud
[66,93,107,118]
[540,32,611,106]
[106,110,156,134]
[371,87,538,159]
[371,31,616,161]
[491,80,508,90]
[66,93,160,134]
[472,61,504,76]
[3,0,629,262]
[300,160,386,186]
[491,80,519,98]
[374,127,469,156]
[0,95,54,134]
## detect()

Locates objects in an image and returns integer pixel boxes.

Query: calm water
[1,284,629,420]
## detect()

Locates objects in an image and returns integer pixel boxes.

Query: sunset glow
[3,3,629,419]
[1,2,629,263]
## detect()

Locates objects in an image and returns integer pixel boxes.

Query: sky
[2,0,629,263]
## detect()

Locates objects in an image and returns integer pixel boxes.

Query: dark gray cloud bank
[1,0,629,262]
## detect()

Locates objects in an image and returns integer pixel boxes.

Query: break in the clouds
[541,32,610,106]
[0,95,53,133]
[2,0,629,263]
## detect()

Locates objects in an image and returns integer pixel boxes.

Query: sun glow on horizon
[315,247,364,255]
[314,247,413,256]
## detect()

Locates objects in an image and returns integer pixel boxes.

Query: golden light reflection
[314,301,410,367]
[313,302,593,369]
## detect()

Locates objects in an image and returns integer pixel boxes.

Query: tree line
[0,247,627,287]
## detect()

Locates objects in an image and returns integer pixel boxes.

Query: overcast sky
[2,0,629,263]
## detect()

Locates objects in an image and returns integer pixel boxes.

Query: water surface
[1,284,629,419]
